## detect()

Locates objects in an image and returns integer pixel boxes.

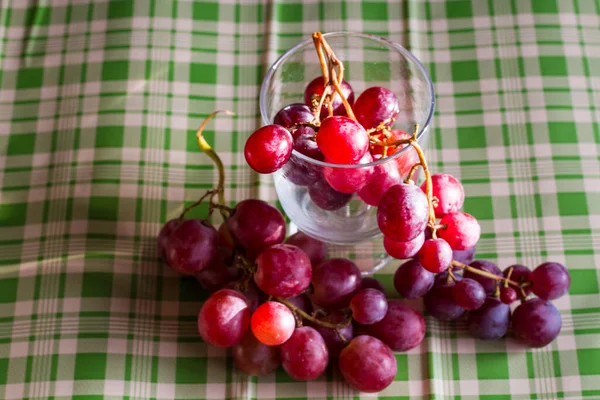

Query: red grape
[393,259,434,299]
[438,212,481,250]
[424,275,465,321]
[452,246,476,266]
[316,116,369,164]
[371,130,419,177]
[464,260,502,295]
[418,238,453,273]
[251,301,296,346]
[339,335,397,393]
[197,289,250,348]
[467,297,510,340]
[226,281,262,312]
[158,219,179,262]
[323,152,374,193]
[280,327,329,380]
[227,199,286,255]
[311,258,362,310]
[530,262,570,300]
[422,174,465,218]
[308,179,352,211]
[165,219,218,275]
[377,183,429,242]
[357,161,403,206]
[254,244,312,298]
[353,86,400,130]
[311,310,353,357]
[196,247,240,293]
[217,222,235,249]
[368,301,426,352]
[500,286,518,304]
[350,288,388,325]
[244,125,293,174]
[512,298,562,347]
[452,278,486,310]
[361,277,386,294]
[304,76,354,119]
[232,331,281,376]
[285,231,327,266]
[273,103,314,128]
[384,232,425,259]
[503,264,532,295]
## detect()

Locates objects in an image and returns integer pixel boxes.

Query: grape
[158,219,179,262]
[273,103,314,128]
[361,277,386,294]
[323,152,374,193]
[311,258,362,310]
[217,222,235,249]
[197,289,250,348]
[308,179,353,211]
[244,124,294,174]
[292,127,321,159]
[280,327,329,380]
[422,174,465,218]
[254,244,312,298]
[438,212,481,250]
[227,199,286,255]
[286,130,324,187]
[339,335,397,393]
[371,130,419,177]
[384,232,424,260]
[452,278,486,310]
[251,301,296,346]
[285,231,327,266]
[452,246,476,266]
[530,262,570,300]
[316,116,369,164]
[500,286,518,304]
[165,219,218,275]
[512,298,562,348]
[285,294,313,315]
[464,260,502,295]
[311,310,353,357]
[357,161,403,206]
[196,247,241,293]
[226,281,262,312]
[418,238,453,273]
[424,275,465,321]
[353,86,400,130]
[350,289,388,325]
[232,331,281,376]
[304,76,355,119]
[504,264,532,295]
[377,183,429,242]
[467,297,510,340]
[393,259,434,299]
[368,301,426,351]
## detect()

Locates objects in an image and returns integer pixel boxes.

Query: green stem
[276,297,351,330]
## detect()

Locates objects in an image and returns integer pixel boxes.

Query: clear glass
[259,32,435,273]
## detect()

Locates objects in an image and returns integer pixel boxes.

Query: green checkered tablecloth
[1,0,599,398]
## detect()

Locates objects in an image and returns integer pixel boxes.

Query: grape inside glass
[259,32,435,274]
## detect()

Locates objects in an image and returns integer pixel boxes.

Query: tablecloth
[1,0,599,399]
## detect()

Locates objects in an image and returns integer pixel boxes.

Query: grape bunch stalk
[159,32,571,394]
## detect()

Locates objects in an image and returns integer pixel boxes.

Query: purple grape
[226,281,262,312]
[280,327,329,380]
[285,231,327,266]
[424,275,465,321]
[285,293,313,315]
[273,103,314,128]
[503,264,532,295]
[158,219,179,262]
[232,331,281,376]
[467,297,510,340]
[393,259,434,299]
[197,289,250,348]
[286,128,323,186]
[464,260,502,295]
[377,183,429,242]
[195,247,241,293]
[500,286,518,304]
[531,262,570,300]
[512,298,562,347]
[361,277,386,294]
[368,301,426,352]
[350,289,388,325]
[308,179,353,211]
[311,310,353,357]
[254,244,312,298]
[452,246,476,266]
[452,278,486,310]
[311,258,362,310]
[165,219,219,275]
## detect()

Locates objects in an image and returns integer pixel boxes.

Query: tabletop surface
[1,0,600,399]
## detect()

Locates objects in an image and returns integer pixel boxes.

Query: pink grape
[273,103,314,128]
[165,219,218,275]
[232,331,281,376]
[361,277,386,294]
[504,264,532,295]
[323,152,374,193]
[464,260,502,295]
[350,288,388,325]
[251,301,295,346]
[244,124,293,174]
[467,297,510,340]
[512,298,562,348]
[285,231,327,266]
[196,247,241,293]
[158,219,178,262]
[311,258,362,310]
[254,244,312,298]
[197,289,250,348]
[368,301,426,351]
[304,76,355,119]
[358,161,403,206]
[393,259,434,299]
[424,274,465,321]
[418,238,453,273]
[308,179,352,211]
[500,286,518,304]
[353,86,400,130]
[531,262,570,300]
[316,116,369,164]
[339,335,397,393]
[422,174,465,218]
[377,183,429,242]
[438,212,481,250]
[311,310,353,357]
[280,327,329,380]
[452,278,486,310]
[384,232,425,259]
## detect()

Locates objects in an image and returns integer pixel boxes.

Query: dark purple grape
[377,183,429,242]
[467,297,510,340]
[195,247,241,293]
[361,277,386,294]
[353,86,400,130]
[280,327,329,380]
[285,231,327,266]
[452,278,486,310]
[273,103,314,128]
[232,331,281,376]
[503,264,532,295]
[424,275,465,321]
[500,286,518,304]
[285,128,323,186]
[339,335,397,393]
[166,219,218,275]
[198,289,250,348]
[452,246,476,266]
[531,262,570,300]
[292,127,321,158]
[308,179,353,211]
[394,259,434,299]
[311,258,362,310]
[304,76,355,119]
[285,294,313,315]
[217,222,235,248]
[512,298,562,347]
[368,301,425,352]
[311,310,353,357]
[254,244,312,298]
[158,219,179,262]
[464,260,502,295]
[350,289,388,325]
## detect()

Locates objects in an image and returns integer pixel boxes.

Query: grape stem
[178,189,218,220]
[275,297,352,330]
[452,260,521,288]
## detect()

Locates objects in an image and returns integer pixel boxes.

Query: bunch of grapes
[158,32,571,394]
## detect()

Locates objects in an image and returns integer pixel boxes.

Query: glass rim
[259,31,436,170]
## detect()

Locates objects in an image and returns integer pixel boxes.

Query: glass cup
[259,32,435,274]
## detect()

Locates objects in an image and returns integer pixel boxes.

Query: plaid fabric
[1,0,599,398]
